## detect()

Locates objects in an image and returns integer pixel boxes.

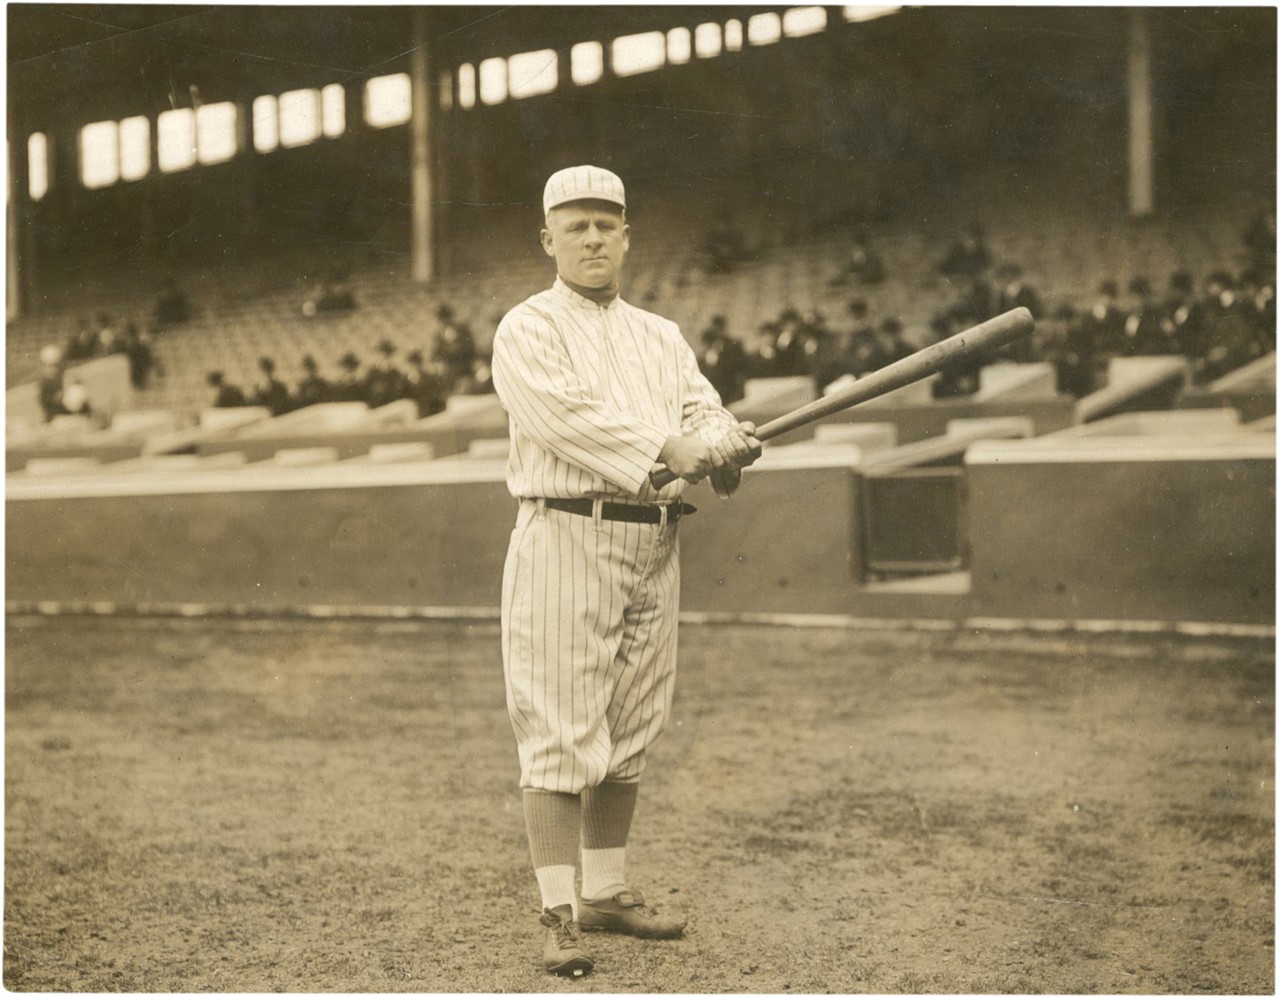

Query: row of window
[28,73,413,197]
[446,6,899,108]
[25,5,899,199]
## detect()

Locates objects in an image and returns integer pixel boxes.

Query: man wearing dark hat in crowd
[1120,277,1165,356]
[403,349,447,418]
[207,370,247,408]
[1202,271,1264,381]
[696,315,748,405]
[1160,270,1204,357]
[331,351,366,403]
[365,339,407,409]
[253,356,292,416]
[295,355,329,410]
[938,220,991,279]
[431,304,476,394]
[1081,280,1126,357]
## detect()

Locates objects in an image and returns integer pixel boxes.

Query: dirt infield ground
[4,615,1273,993]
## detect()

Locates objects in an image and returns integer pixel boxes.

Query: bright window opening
[196,102,237,164]
[479,57,507,105]
[509,49,558,99]
[158,109,196,172]
[439,71,453,110]
[725,20,744,51]
[783,7,828,37]
[119,116,150,180]
[27,133,48,200]
[844,5,901,22]
[80,120,119,189]
[694,22,722,58]
[321,84,345,137]
[748,13,782,45]
[612,31,665,77]
[667,27,692,65]
[365,73,412,127]
[571,41,603,85]
[252,95,279,152]
[458,64,476,109]
[279,89,320,148]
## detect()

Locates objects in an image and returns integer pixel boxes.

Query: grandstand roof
[8,4,788,126]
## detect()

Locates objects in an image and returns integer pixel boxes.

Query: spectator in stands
[364,339,407,409]
[877,318,913,368]
[930,313,982,398]
[64,318,97,362]
[1242,210,1275,286]
[302,269,358,318]
[703,208,748,274]
[840,298,883,378]
[331,351,366,403]
[1251,281,1276,354]
[1201,271,1266,382]
[770,308,810,377]
[206,371,247,408]
[951,274,998,328]
[152,278,191,330]
[95,312,123,356]
[121,322,158,389]
[37,346,65,422]
[458,356,495,396]
[1050,305,1092,397]
[1120,277,1165,356]
[294,354,329,409]
[747,321,781,379]
[1081,280,1126,356]
[403,349,447,418]
[1159,270,1204,357]
[253,356,292,416]
[697,314,748,405]
[938,221,992,279]
[432,304,476,393]
[996,264,1042,317]
[61,377,92,418]
[829,231,886,287]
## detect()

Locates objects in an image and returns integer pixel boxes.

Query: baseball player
[490,165,761,976]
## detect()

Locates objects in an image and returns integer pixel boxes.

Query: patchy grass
[5,616,1274,993]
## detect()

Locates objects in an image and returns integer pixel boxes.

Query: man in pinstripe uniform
[491,165,761,976]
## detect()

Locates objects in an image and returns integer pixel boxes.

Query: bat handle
[650,465,679,490]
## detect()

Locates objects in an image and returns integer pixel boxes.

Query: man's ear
[540,228,555,258]
[621,223,631,255]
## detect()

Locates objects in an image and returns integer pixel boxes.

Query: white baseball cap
[542,165,626,215]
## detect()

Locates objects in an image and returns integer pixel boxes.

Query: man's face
[542,201,629,291]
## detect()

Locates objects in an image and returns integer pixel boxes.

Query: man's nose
[584,225,604,248]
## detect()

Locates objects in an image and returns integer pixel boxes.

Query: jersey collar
[553,276,621,311]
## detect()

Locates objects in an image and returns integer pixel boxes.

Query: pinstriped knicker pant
[502,498,681,794]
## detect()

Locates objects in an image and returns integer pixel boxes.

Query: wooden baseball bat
[652,306,1034,488]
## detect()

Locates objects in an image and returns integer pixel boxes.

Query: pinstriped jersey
[491,277,738,502]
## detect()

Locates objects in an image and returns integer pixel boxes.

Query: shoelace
[540,911,581,948]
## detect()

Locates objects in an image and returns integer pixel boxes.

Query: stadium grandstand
[5,7,1276,994]
[6,4,1275,625]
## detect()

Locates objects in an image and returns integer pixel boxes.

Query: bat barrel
[755,306,1034,441]
[648,307,1034,490]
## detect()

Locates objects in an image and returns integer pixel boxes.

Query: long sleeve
[492,309,669,495]
[677,336,739,443]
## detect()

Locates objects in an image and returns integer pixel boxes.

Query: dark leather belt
[543,498,696,524]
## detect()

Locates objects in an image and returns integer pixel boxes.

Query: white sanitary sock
[580,846,627,902]
[534,864,578,920]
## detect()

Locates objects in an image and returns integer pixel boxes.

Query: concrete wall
[965,438,1275,624]
[7,466,513,611]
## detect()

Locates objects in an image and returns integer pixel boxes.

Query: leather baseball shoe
[539,905,594,977]
[578,890,687,939]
